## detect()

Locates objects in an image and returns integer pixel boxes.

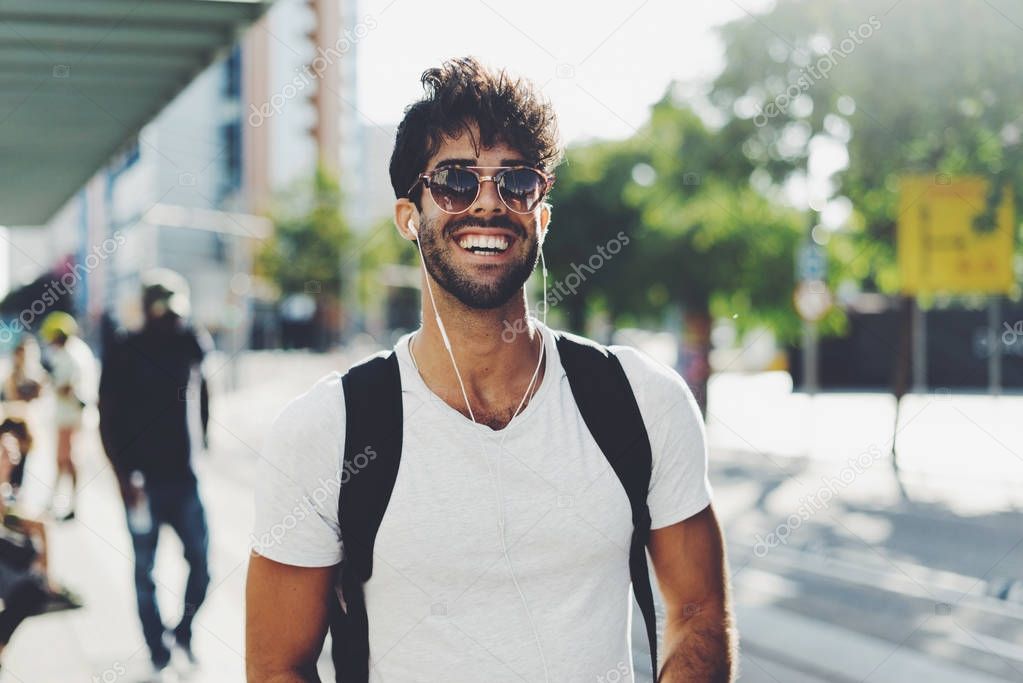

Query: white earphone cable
[410,222,552,682]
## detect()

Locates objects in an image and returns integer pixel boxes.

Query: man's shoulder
[345,348,398,375]
[605,343,695,414]
[182,323,214,354]
[273,370,346,435]
[607,343,680,381]
[549,328,683,389]
[108,328,143,353]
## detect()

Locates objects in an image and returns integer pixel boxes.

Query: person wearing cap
[98,269,213,678]
[38,311,96,521]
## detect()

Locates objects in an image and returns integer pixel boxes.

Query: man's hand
[649,505,736,682]
[116,473,140,507]
[246,552,337,682]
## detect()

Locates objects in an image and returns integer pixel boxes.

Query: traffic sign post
[797,243,828,282]
[897,176,1015,296]
[898,175,1016,394]
[793,279,833,323]
[794,279,832,395]
[794,240,832,394]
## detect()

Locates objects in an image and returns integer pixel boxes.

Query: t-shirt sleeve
[251,372,345,567]
[613,346,713,530]
[186,325,214,362]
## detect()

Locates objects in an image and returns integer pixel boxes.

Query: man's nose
[471,176,506,215]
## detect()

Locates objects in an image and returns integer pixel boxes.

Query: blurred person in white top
[39,311,96,521]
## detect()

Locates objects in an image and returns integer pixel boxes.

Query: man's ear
[538,202,552,244]
[395,199,419,241]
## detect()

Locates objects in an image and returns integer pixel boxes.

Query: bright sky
[355,0,771,144]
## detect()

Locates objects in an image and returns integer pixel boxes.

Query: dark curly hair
[389,57,562,204]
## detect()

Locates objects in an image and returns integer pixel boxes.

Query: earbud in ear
[407,219,418,238]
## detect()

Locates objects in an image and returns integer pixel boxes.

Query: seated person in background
[1,336,46,496]
[1,337,45,405]
[0,426,81,666]
[0,419,32,498]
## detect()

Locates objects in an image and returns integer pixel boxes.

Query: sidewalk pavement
[712,447,1023,683]
[1,350,352,683]
[3,354,1021,682]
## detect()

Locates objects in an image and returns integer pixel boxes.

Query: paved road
[3,350,1021,682]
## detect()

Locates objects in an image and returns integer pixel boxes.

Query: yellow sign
[897,175,1015,295]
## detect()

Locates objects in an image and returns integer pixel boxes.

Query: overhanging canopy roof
[0,0,272,226]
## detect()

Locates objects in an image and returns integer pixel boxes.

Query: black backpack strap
[330,351,403,683]
[555,331,658,679]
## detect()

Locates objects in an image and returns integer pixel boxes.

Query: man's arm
[246,552,337,682]
[649,504,736,682]
[188,325,213,448]
[97,340,134,500]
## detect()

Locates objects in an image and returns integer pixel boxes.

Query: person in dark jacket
[98,269,212,678]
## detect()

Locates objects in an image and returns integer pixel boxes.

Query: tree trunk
[680,307,712,417]
[565,296,587,335]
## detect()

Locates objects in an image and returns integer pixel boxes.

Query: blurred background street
[2,0,1023,681]
[1,350,1020,682]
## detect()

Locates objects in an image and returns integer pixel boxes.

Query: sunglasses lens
[499,169,546,213]
[429,168,479,213]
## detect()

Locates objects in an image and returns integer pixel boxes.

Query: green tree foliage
[257,167,349,347]
[626,99,804,340]
[547,96,804,410]
[258,167,348,299]
[548,99,804,337]
[710,0,1023,293]
[353,217,423,332]
[544,138,647,331]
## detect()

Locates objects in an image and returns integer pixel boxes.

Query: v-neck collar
[395,320,562,437]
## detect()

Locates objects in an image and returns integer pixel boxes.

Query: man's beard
[417,214,539,309]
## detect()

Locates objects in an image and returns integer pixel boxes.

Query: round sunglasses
[408,165,555,215]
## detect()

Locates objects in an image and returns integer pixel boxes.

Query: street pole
[988,295,1002,396]
[911,297,926,392]
[803,320,819,395]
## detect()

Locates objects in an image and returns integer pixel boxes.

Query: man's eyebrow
[432,157,533,168]
[434,158,477,168]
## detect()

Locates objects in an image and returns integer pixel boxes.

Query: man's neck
[412,281,544,423]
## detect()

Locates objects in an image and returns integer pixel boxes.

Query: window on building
[224,46,242,97]
[218,119,243,203]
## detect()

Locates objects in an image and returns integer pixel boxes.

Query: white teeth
[458,234,509,252]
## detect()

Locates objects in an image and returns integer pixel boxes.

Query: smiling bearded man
[246,56,736,683]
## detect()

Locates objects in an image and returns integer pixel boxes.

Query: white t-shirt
[252,324,712,682]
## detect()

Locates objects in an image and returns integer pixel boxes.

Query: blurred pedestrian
[99,269,213,679]
[38,312,95,522]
